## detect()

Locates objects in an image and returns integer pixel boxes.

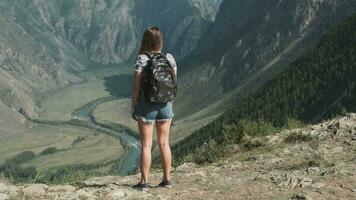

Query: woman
[131,26,177,190]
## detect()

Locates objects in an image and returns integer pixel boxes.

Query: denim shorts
[134,97,174,124]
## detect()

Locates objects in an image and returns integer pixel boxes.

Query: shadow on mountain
[104,74,133,98]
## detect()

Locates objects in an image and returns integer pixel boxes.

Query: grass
[93,98,139,136]
[284,132,313,144]
[0,63,134,183]
[78,62,132,79]
[92,98,221,144]
[0,124,125,177]
[35,80,112,121]
[35,63,133,121]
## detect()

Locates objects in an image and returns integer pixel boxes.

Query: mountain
[18,0,221,64]
[0,0,221,119]
[172,13,356,164]
[0,1,87,117]
[174,0,356,119]
[1,113,355,199]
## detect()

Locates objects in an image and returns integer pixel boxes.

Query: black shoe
[157,180,172,188]
[132,182,149,191]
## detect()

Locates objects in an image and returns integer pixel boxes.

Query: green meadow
[0,123,124,176]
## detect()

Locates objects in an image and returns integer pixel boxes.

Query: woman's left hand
[131,106,137,121]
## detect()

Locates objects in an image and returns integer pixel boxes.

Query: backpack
[141,52,177,103]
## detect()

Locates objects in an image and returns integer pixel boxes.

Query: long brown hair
[139,27,163,54]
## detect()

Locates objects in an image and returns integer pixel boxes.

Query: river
[22,97,141,176]
[71,97,141,176]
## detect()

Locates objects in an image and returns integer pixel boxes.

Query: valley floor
[1,114,355,200]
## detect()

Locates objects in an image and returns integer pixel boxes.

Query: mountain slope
[18,0,221,64]
[0,1,87,117]
[172,13,356,165]
[1,113,355,199]
[174,0,356,120]
[0,0,221,120]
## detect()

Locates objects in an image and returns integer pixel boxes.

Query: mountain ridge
[0,0,221,119]
[174,0,356,120]
[170,12,356,168]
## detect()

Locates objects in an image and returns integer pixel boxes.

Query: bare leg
[137,119,154,184]
[156,119,172,181]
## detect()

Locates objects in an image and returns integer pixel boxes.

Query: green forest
[170,13,356,166]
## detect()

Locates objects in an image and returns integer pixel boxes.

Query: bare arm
[166,53,177,104]
[131,70,142,116]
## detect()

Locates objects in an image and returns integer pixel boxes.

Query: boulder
[105,190,126,200]
[47,185,76,193]
[174,162,197,173]
[0,193,9,200]
[83,176,119,187]
[22,184,48,197]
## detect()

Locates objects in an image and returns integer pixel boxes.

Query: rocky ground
[1,114,355,200]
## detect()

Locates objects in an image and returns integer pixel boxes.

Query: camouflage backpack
[141,52,177,103]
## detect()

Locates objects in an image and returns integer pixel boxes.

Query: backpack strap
[142,52,171,68]
[143,52,152,59]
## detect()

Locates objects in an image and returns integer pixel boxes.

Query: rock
[351,128,356,135]
[300,178,314,188]
[282,147,292,154]
[76,189,97,199]
[22,184,48,197]
[266,135,281,145]
[105,190,126,200]
[312,182,326,189]
[0,183,17,198]
[327,121,340,130]
[267,158,282,164]
[278,175,303,188]
[343,140,352,145]
[329,146,343,154]
[0,193,9,200]
[310,125,321,130]
[290,194,311,200]
[268,171,324,189]
[83,176,118,187]
[0,183,8,193]
[174,162,197,173]
[185,170,208,179]
[47,185,76,193]
[306,167,321,174]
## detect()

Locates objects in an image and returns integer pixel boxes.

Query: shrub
[221,123,244,146]
[72,136,87,146]
[40,147,59,155]
[5,151,36,165]
[240,119,277,138]
[38,163,106,184]
[1,164,37,182]
[284,118,305,129]
[284,132,313,144]
[193,139,228,164]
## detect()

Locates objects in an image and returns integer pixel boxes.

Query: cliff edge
[1,114,355,200]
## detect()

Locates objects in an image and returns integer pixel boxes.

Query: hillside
[171,13,356,165]
[18,0,220,64]
[0,1,87,117]
[0,0,221,119]
[0,0,222,177]
[0,113,355,199]
[0,0,355,194]
[174,0,356,120]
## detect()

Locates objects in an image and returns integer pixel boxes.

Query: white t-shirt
[134,53,177,79]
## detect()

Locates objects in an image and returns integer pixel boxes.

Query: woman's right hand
[131,106,137,121]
